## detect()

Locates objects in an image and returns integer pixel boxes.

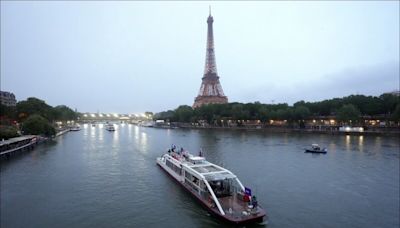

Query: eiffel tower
[193,9,228,108]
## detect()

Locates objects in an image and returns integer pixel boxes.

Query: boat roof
[176,154,237,181]
[191,164,223,173]
[203,171,236,181]
[189,156,205,161]
[311,144,320,147]
[187,163,236,181]
[0,135,36,147]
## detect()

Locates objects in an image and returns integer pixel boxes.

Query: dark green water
[1,124,399,227]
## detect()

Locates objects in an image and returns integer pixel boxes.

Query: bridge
[78,113,153,123]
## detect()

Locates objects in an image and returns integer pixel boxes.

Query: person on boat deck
[182,150,188,158]
[252,195,258,208]
[180,147,184,153]
[199,149,203,157]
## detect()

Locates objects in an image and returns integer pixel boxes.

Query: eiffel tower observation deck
[193,9,228,108]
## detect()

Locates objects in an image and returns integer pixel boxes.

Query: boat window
[209,179,234,198]
[166,159,181,175]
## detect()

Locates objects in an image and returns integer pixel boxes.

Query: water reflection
[358,136,364,151]
[90,125,96,138]
[98,125,104,142]
[375,136,382,149]
[133,126,149,153]
[128,124,132,138]
[345,135,351,151]
[112,130,119,145]
[140,132,148,152]
[134,126,139,138]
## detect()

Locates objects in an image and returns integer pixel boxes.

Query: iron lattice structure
[193,11,228,108]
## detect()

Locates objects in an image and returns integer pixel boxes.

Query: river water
[1,124,399,228]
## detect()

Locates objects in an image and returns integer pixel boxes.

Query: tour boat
[304,144,327,153]
[156,148,266,225]
[105,124,115,131]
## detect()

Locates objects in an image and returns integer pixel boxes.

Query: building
[193,10,228,108]
[0,91,16,106]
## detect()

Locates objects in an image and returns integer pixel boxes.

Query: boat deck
[219,194,248,211]
[217,194,265,223]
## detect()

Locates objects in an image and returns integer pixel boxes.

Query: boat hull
[304,149,327,154]
[156,159,266,225]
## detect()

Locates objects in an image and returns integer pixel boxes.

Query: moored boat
[70,125,81,131]
[156,147,266,225]
[305,144,327,153]
[0,135,38,159]
[105,124,115,131]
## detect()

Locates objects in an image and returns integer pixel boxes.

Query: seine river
[1,124,399,228]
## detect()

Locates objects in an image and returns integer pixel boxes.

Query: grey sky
[1,1,399,113]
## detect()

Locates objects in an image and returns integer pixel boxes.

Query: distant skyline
[1,1,399,113]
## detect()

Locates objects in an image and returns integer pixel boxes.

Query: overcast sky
[1,1,399,113]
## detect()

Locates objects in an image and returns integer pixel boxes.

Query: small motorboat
[305,144,327,153]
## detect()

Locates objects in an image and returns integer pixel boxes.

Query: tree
[380,93,400,114]
[294,106,311,120]
[0,126,19,140]
[17,97,54,121]
[154,110,175,121]
[336,104,361,124]
[258,106,269,122]
[392,104,400,121]
[157,92,397,125]
[197,104,216,123]
[0,104,17,120]
[173,105,193,122]
[53,105,77,121]
[21,114,56,136]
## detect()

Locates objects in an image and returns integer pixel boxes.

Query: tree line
[1,97,78,138]
[154,93,400,124]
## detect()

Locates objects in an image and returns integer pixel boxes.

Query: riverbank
[157,124,400,136]
[55,128,70,137]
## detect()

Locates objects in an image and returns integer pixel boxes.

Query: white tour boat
[156,148,266,224]
[105,124,115,131]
